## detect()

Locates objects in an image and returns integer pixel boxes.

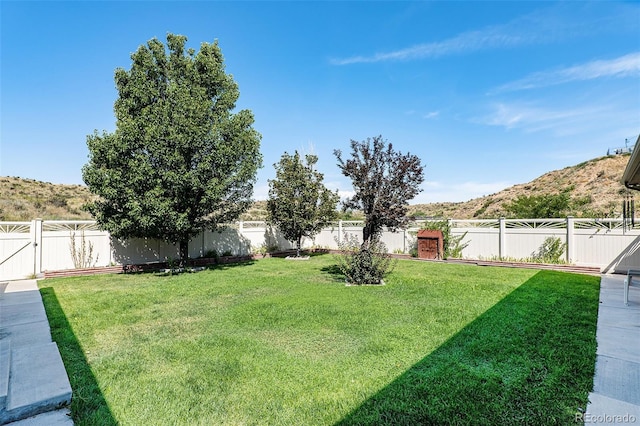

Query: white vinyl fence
[2,218,640,281]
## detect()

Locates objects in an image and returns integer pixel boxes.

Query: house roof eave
[622,134,640,191]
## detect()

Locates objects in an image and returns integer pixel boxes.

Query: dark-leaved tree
[82,34,262,264]
[333,136,424,285]
[267,151,339,257]
[334,136,425,245]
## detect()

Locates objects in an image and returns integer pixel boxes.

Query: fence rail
[2,218,640,281]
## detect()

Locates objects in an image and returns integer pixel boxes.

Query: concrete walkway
[585,274,640,424]
[0,280,72,425]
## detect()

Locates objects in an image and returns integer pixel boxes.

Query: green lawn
[40,255,600,425]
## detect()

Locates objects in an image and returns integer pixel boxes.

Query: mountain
[0,153,633,221]
[0,177,94,221]
[407,154,631,219]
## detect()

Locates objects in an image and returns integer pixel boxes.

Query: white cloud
[406,110,439,119]
[323,179,355,202]
[477,99,639,137]
[330,29,523,65]
[330,4,630,65]
[481,103,598,132]
[337,189,356,201]
[252,183,269,201]
[495,52,640,92]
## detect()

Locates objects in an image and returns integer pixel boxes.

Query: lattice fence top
[0,222,31,234]
[42,221,102,232]
[338,221,366,228]
[241,221,268,229]
[505,219,567,229]
[0,218,635,234]
[573,219,625,230]
[449,220,500,229]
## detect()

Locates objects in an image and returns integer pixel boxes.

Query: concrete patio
[585,274,640,424]
[0,280,72,425]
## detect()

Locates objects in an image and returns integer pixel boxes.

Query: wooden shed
[417,229,443,260]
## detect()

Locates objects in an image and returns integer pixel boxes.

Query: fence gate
[0,221,41,281]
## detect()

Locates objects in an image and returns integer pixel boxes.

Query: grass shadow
[205,259,255,271]
[320,263,345,283]
[40,286,118,426]
[335,270,600,425]
[307,250,331,258]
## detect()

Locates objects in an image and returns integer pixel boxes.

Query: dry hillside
[0,177,94,221]
[407,154,631,219]
[0,154,633,221]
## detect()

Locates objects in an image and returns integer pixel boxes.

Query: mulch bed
[41,250,601,279]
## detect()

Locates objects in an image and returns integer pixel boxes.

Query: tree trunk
[362,223,375,248]
[179,239,189,267]
[296,237,302,258]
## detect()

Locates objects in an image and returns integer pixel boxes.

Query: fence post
[566,216,575,263]
[31,218,43,277]
[403,228,407,254]
[201,228,205,258]
[338,220,343,244]
[499,217,506,260]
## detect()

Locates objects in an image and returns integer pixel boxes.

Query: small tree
[334,135,425,245]
[334,136,424,284]
[267,151,339,257]
[82,34,262,264]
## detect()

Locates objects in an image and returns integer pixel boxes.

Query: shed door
[418,238,438,259]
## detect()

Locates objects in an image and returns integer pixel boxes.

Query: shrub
[504,193,571,218]
[447,232,469,258]
[534,237,566,264]
[334,233,395,285]
[203,249,219,263]
[49,195,68,208]
[252,243,279,257]
[164,257,180,274]
[473,198,495,218]
[69,231,98,269]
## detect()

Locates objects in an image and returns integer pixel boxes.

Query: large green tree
[83,34,262,263]
[267,151,339,257]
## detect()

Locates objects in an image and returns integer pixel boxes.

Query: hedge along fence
[2,218,640,281]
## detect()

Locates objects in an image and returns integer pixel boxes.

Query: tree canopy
[82,34,262,263]
[267,151,339,257]
[334,136,425,245]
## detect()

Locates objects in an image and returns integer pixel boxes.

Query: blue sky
[1,1,639,204]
